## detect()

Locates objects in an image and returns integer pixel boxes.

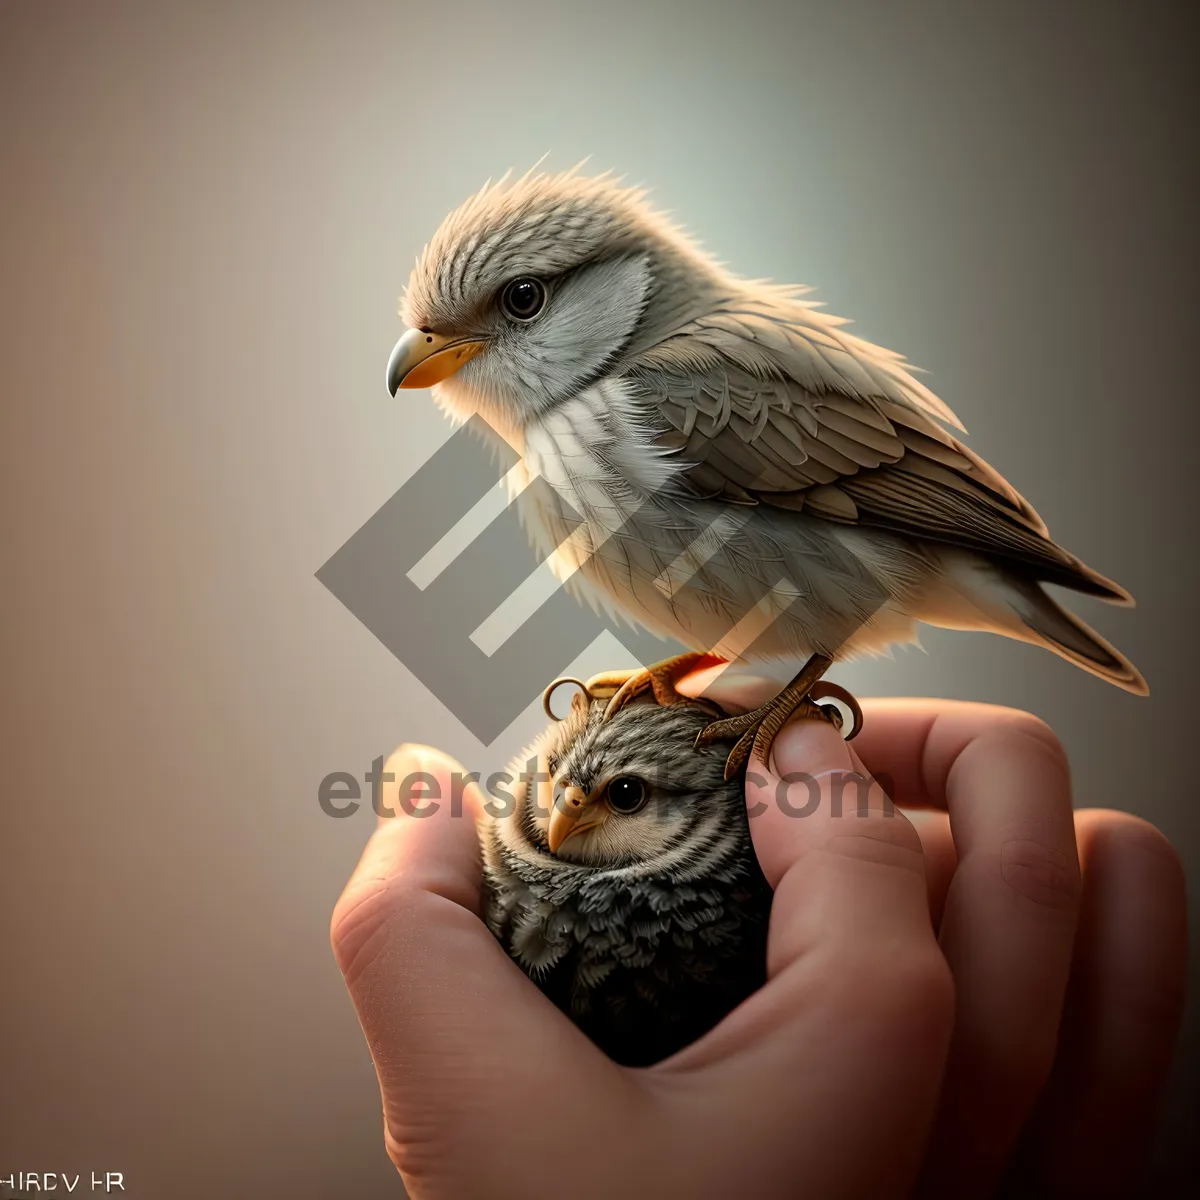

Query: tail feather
[1007,578,1148,695]
[1062,557,1137,607]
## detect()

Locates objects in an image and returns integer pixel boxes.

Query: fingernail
[766,713,854,778]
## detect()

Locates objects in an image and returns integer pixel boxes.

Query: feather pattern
[627,302,1126,601]
[481,695,771,1066]
[404,166,1144,691]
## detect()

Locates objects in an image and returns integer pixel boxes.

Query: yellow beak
[547,785,607,855]
[385,328,487,394]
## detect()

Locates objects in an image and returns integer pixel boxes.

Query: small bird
[480,675,771,1067]
[388,167,1146,771]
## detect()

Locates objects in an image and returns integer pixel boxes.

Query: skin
[330,669,1186,1199]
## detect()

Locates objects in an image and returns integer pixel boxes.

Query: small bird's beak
[547,785,607,854]
[385,328,487,395]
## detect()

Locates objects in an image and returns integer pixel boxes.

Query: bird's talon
[600,652,726,723]
[542,677,592,721]
[690,655,863,777]
[808,680,863,741]
[694,709,756,747]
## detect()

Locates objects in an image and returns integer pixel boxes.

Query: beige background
[2,1,1195,1195]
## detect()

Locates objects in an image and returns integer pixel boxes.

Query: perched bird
[480,676,771,1067]
[387,167,1146,771]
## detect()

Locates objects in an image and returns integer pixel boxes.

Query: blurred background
[1,1,1195,1194]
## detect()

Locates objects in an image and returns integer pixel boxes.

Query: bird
[386,166,1146,774]
[480,674,771,1067]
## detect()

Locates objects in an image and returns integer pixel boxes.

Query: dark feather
[633,328,1130,603]
[482,697,770,1067]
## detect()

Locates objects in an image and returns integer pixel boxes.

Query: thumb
[745,713,940,978]
[657,677,955,1198]
[676,663,939,971]
[329,744,606,1179]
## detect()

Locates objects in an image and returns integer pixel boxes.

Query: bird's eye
[500,277,546,321]
[604,775,647,815]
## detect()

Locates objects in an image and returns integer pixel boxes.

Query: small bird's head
[386,167,729,433]
[499,689,738,868]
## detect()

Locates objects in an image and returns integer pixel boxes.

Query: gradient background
[2,1,1195,1195]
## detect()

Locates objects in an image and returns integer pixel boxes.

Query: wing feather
[630,302,1126,600]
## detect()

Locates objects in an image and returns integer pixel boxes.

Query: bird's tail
[1002,576,1148,695]
[925,555,1148,694]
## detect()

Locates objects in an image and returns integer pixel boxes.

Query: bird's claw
[541,652,727,723]
[597,652,726,723]
[807,680,864,740]
[692,655,862,781]
[544,651,864,785]
[542,676,595,721]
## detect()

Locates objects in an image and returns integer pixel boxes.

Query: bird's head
[509,690,737,868]
[386,167,730,435]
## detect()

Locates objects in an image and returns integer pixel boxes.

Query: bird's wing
[628,299,1128,600]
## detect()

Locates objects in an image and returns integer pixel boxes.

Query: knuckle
[1079,811,1187,1023]
[329,877,405,984]
[1003,712,1071,773]
[384,1118,429,1186]
[822,812,926,874]
[1005,709,1060,747]
[1089,810,1185,881]
[999,837,1081,910]
[975,709,1071,777]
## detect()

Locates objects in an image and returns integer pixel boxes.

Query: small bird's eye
[605,775,647,815]
[500,277,546,321]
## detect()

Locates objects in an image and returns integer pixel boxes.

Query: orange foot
[587,652,728,722]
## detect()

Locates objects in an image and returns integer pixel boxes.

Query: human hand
[331,673,1185,1199]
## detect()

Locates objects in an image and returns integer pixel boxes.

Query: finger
[655,713,955,1199]
[676,662,794,716]
[678,670,967,923]
[329,744,621,1182]
[848,696,1067,810]
[905,808,956,928]
[917,713,1082,1199]
[678,665,946,966]
[1002,810,1187,1199]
